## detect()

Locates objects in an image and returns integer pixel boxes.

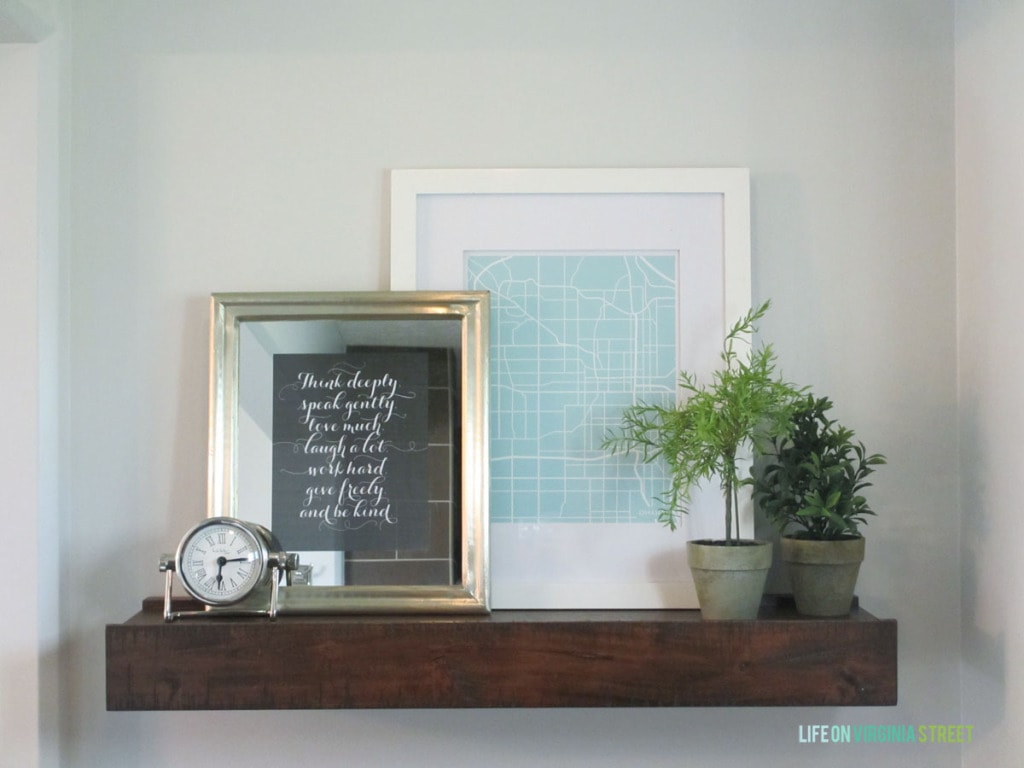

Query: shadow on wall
[958,396,1005,740]
[166,294,217,541]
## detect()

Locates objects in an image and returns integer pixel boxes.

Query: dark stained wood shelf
[105,595,896,710]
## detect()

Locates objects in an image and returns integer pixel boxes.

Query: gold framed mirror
[208,291,489,613]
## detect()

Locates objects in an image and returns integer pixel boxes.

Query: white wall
[0,6,62,766]
[0,41,41,768]
[51,1,963,766]
[956,1,1024,766]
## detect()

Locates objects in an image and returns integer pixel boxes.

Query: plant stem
[724,452,737,544]
[724,481,732,542]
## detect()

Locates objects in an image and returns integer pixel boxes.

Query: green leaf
[750,391,885,539]
[603,300,807,543]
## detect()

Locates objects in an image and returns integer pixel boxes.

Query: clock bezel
[175,517,272,606]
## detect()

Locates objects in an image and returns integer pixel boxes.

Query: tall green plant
[753,394,886,540]
[603,301,805,544]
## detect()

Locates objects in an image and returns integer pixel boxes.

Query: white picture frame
[390,168,751,609]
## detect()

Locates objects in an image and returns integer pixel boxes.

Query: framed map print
[390,168,751,609]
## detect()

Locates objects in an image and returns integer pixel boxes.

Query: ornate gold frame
[208,291,489,613]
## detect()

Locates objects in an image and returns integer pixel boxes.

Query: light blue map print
[466,252,678,524]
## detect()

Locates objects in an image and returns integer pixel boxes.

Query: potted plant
[603,301,805,619]
[752,394,886,616]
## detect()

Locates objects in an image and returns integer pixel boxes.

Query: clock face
[176,519,269,605]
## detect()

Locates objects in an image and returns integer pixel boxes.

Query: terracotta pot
[781,535,865,617]
[687,539,772,620]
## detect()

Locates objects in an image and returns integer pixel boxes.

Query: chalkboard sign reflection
[271,352,430,553]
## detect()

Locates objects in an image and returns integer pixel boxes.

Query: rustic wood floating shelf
[105,595,896,710]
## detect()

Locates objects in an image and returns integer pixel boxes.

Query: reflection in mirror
[209,292,489,613]
[237,318,462,588]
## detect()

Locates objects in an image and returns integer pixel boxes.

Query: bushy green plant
[752,394,886,540]
[603,301,805,544]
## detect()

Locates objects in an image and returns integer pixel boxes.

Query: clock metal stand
[159,551,299,621]
[159,517,302,621]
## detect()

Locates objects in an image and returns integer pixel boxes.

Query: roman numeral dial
[174,517,274,606]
